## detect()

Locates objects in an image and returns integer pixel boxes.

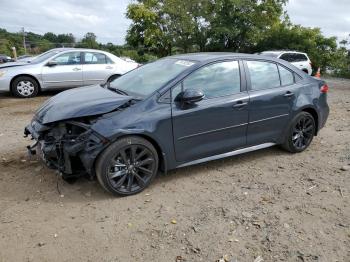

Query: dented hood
[35,85,133,124]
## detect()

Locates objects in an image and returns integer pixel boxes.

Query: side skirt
[177,142,276,168]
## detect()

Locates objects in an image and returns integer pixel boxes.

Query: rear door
[244,60,300,145]
[82,52,115,85]
[172,60,249,163]
[42,51,83,88]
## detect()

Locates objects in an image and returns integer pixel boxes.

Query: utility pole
[22,27,26,54]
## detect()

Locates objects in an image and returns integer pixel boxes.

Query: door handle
[283,91,294,98]
[233,101,248,109]
[106,66,113,69]
[72,67,81,71]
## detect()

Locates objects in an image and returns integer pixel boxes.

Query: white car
[260,51,312,75]
[0,48,139,98]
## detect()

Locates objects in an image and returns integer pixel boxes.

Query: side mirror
[46,61,57,67]
[176,89,204,104]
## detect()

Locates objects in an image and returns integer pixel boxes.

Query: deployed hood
[35,85,133,124]
[0,61,29,69]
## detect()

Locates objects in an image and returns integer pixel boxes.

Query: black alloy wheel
[282,112,315,153]
[96,136,158,196]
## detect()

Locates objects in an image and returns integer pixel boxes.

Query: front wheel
[95,136,159,196]
[11,76,39,98]
[282,112,316,153]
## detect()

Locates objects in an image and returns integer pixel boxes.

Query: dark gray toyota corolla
[25,53,329,196]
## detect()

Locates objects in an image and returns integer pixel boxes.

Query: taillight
[320,84,329,93]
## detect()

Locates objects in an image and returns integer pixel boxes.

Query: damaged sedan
[25,53,329,196]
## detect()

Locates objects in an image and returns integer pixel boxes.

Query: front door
[42,51,83,88]
[244,60,300,145]
[172,60,249,163]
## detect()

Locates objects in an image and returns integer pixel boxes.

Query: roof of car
[261,50,307,55]
[54,48,110,53]
[169,52,266,62]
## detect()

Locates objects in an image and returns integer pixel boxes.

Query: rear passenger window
[278,65,294,86]
[183,61,241,98]
[84,52,107,64]
[247,61,280,91]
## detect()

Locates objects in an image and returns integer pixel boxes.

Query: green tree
[79,32,98,48]
[43,32,58,43]
[57,33,75,44]
[255,18,339,72]
[126,0,287,55]
[126,1,173,56]
[206,0,286,52]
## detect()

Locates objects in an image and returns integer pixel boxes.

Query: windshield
[30,50,63,64]
[109,58,197,97]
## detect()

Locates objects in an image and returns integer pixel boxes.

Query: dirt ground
[0,78,349,262]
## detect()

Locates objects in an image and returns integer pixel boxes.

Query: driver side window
[181,61,241,99]
[51,52,81,65]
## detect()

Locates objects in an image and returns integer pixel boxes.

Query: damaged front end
[24,118,108,179]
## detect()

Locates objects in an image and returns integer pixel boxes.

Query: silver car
[0,48,139,98]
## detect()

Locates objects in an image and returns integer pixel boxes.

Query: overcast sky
[0,0,349,44]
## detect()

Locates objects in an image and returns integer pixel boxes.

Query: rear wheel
[282,112,315,153]
[95,136,159,196]
[11,76,39,98]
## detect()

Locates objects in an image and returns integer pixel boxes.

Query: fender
[10,73,42,90]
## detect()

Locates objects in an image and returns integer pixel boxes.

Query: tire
[107,74,121,83]
[282,112,315,153]
[11,76,39,98]
[95,136,159,196]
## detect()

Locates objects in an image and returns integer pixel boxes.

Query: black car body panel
[35,85,134,124]
[25,53,329,178]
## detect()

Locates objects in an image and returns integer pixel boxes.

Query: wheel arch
[299,106,319,135]
[94,132,168,175]
[135,133,167,173]
[10,74,42,92]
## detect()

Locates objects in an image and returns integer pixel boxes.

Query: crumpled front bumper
[24,120,108,177]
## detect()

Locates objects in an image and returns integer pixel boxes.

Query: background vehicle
[0,54,12,63]
[25,53,329,196]
[0,48,139,98]
[260,51,313,75]
[17,55,34,62]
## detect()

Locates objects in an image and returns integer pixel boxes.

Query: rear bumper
[317,97,329,131]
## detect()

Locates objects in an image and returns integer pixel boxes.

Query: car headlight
[0,71,6,78]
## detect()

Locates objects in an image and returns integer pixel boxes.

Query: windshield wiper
[114,88,129,96]
[105,83,129,96]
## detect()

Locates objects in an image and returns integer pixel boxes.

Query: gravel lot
[0,79,349,262]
